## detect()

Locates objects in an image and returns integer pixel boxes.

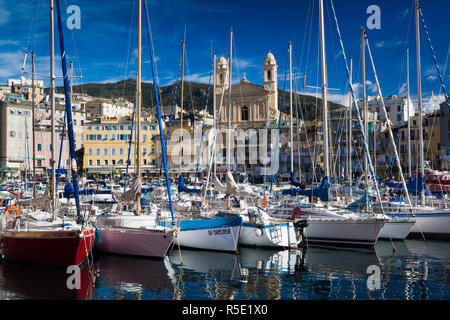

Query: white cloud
[375,39,406,48]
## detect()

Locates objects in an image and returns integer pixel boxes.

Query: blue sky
[1,0,449,111]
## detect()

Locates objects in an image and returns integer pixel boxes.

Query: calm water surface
[0,240,449,300]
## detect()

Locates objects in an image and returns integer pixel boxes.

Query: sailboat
[269,12,386,247]
[155,43,243,253]
[94,0,175,258]
[0,0,95,267]
[205,31,306,249]
[381,0,450,239]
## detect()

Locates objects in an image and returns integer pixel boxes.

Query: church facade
[215,52,280,127]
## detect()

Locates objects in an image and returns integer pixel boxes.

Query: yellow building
[83,115,159,175]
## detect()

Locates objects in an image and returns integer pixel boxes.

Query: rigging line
[329,0,385,213]
[304,0,316,82]
[32,0,41,54]
[270,55,288,194]
[115,0,136,98]
[193,57,214,188]
[64,0,84,93]
[231,33,245,110]
[395,0,414,95]
[183,47,196,113]
[298,0,313,76]
[122,0,136,98]
[419,4,450,109]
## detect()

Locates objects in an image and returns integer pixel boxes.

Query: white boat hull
[175,225,241,252]
[386,211,450,239]
[304,218,385,246]
[238,222,300,249]
[378,219,415,240]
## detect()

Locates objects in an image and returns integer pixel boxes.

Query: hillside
[51,79,344,121]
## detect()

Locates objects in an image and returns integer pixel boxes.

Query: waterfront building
[358,95,415,127]
[85,98,133,119]
[82,115,159,175]
[439,96,450,171]
[0,100,33,170]
[7,76,45,103]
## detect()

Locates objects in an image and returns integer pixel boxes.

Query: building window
[37,160,42,167]
[152,159,155,165]
[143,148,147,155]
[96,148,100,155]
[89,148,92,155]
[104,148,108,155]
[241,106,249,121]
[97,159,100,165]
[37,144,42,151]
[143,159,147,165]
[9,131,15,137]
[105,160,108,165]
[120,148,124,155]
[267,70,271,81]
[111,134,115,140]
[112,148,116,155]
[89,159,92,166]
[151,147,155,155]
[112,160,116,165]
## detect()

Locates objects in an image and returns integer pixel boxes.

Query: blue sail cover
[159,216,242,231]
[290,171,306,188]
[178,175,200,194]
[385,172,429,195]
[64,182,74,199]
[347,189,369,210]
[282,177,329,202]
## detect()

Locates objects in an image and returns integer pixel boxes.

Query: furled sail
[282,176,330,202]
[178,175,200,194]
[113,177,142,202]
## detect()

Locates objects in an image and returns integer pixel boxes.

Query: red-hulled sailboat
[0,0,95,267]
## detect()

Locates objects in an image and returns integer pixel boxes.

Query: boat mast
[407,47,412,178]
[179,40,185,176]
[50,0,56,219]
[136,0,142,215]
[227,28,232,173]
[416,0,425,206]
[319,0,329,180]
[289,41,294,175]
[348,56,353,198]
[213,52,217,178]
[31,51,36,201]
[361,27,369,191]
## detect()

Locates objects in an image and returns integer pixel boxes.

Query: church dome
[264,52,276,64]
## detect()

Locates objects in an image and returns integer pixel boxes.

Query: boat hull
[238,222,300,248]
[0,229,95,267]
[387,212,450,239]
[304,218,385,247]
[97,228,173,258]
[173,217,242,252]
[378,219,415,240]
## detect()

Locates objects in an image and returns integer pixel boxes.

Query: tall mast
[31,51,36,200]
[416,0,425,206]
[136,0,142,215]
[348,56,353,198]
[50,0,56,218]
[213,52,217,178]
[361,27,368,190]
[319,0,329,179]
[179,40,185,176]
[227,28,233,172]
[289,41,294,175]
[407,47,412,178]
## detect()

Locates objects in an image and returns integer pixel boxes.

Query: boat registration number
[208,228,231,236]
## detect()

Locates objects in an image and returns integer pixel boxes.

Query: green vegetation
[51,78,343,120]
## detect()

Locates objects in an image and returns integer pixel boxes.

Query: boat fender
[291,207,301,220]
[95,228,102,245]
[255,227,263,237]
[5,205,20,218]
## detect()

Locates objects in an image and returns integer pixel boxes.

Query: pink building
[34,119,71,174]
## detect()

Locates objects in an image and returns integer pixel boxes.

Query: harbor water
[0,240,449,300]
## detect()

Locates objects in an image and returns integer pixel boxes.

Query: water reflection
[92,253,176,300]
[1,240,449,300]
[0,260,95,300]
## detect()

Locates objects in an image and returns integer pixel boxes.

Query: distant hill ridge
[50,78,344,121]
